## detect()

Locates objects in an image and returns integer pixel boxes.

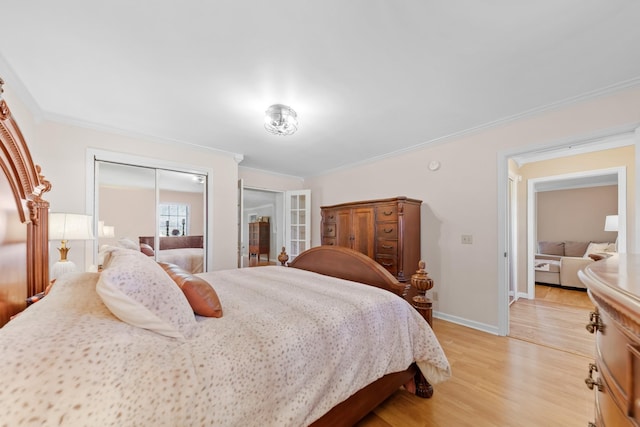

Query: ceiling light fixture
[264,104,298,136]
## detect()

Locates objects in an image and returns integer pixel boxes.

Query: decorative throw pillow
[537,241,564,256]
[96,247,196,339]
[583,242,611,258]
[140,243,155,257]
[159,262,223,318]
[564,241,589,258]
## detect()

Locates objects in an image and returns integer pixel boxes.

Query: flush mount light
[264,104,298,136]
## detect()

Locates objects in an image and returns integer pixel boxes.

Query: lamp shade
[604,215,619,232]
[49,213,95,241]
[98,221,115,238]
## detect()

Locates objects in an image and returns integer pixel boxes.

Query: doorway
[498,129,637,336]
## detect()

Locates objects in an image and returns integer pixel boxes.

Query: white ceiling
[1,1,639,178]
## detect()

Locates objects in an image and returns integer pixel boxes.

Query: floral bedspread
[0,266,450,426]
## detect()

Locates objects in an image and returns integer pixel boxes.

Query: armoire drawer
[322,238,336,246]
[376,240,397,255]
[375,205,398,221]
[376,256,397,276]
[376,223,398,239]
[322,210,337,223]
[322,223,336,237]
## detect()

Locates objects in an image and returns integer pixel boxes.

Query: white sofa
[534,241,615,289]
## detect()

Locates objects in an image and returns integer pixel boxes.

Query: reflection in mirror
[0,171,27,325]
[96,161,206,273]
[97,161,156,257]
[155,169,206,272]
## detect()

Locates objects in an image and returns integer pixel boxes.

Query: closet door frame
[86,148,213,270]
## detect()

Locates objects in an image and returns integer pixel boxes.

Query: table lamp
[604,214,618,251]
[49,213,95,279]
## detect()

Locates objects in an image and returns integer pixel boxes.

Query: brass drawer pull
[586,311,604,333]
[383,211,393,216]
[383,228,394,233]
[327,228,333,233]
[381,262,392,267]
[585,363,603,392]
[381,244,393,249]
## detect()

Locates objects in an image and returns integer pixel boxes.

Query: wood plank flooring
[356,285,595,426]
[509,285,595,357]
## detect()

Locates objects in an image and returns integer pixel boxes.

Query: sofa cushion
[564,241,589,257]
[538,241,564,256]
[583,242,612,258]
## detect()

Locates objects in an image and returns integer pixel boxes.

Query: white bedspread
[0,266,450,427]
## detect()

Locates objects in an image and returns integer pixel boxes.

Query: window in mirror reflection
[160,203,189,236]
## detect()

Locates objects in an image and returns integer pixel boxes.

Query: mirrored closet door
[95,160,207,273]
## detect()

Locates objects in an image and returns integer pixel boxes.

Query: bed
[0,77,451,426]
[139,235,205,273]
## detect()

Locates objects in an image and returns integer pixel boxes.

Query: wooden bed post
[410,260,435,398]
[410,260,434,326]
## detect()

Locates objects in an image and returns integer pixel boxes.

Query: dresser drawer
[376,223,398,239]
[322,223,337,237]
[375,205,398,221]
[597,369,633,426]
[376,240,397,255]
[376,256,397,276]
[597,310,629,404]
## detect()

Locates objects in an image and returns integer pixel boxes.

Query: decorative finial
[411,260,434,297]
[277,246,289,266]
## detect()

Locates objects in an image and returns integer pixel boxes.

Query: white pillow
[117,237,140,251]
[96,247,196,339]
[583,242,611,258]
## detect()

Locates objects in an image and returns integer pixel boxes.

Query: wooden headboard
[0,77,51,327]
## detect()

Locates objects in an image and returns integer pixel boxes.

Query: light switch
[461,235,473,244]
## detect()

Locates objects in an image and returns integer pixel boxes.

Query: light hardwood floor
[357,286,595,427]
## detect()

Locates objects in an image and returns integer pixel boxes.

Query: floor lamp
[49,213,95,279]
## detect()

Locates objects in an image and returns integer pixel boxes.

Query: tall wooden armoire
[249,221,270,264]
[320,196,421,282]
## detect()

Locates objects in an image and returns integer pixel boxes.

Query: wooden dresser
[320,197,421,282]
[579,255,640,426]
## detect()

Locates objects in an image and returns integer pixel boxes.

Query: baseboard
[433,311,500,336]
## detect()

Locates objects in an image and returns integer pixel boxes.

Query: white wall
[305,86,640,332]
[4,86,240,273]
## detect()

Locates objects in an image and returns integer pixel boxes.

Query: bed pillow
[583,242,611,258]
[140,243,155,257]
[96,247,196,339]
[159,262,223,318]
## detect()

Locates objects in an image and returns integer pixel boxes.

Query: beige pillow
[583,242,611,258]
[564,241,589,258]
[96,247,196,339]
[537,241,564,256]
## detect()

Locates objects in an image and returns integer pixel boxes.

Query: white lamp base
[51,260,77,280]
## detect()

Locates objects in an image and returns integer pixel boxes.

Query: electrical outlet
[461,234,473,244]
